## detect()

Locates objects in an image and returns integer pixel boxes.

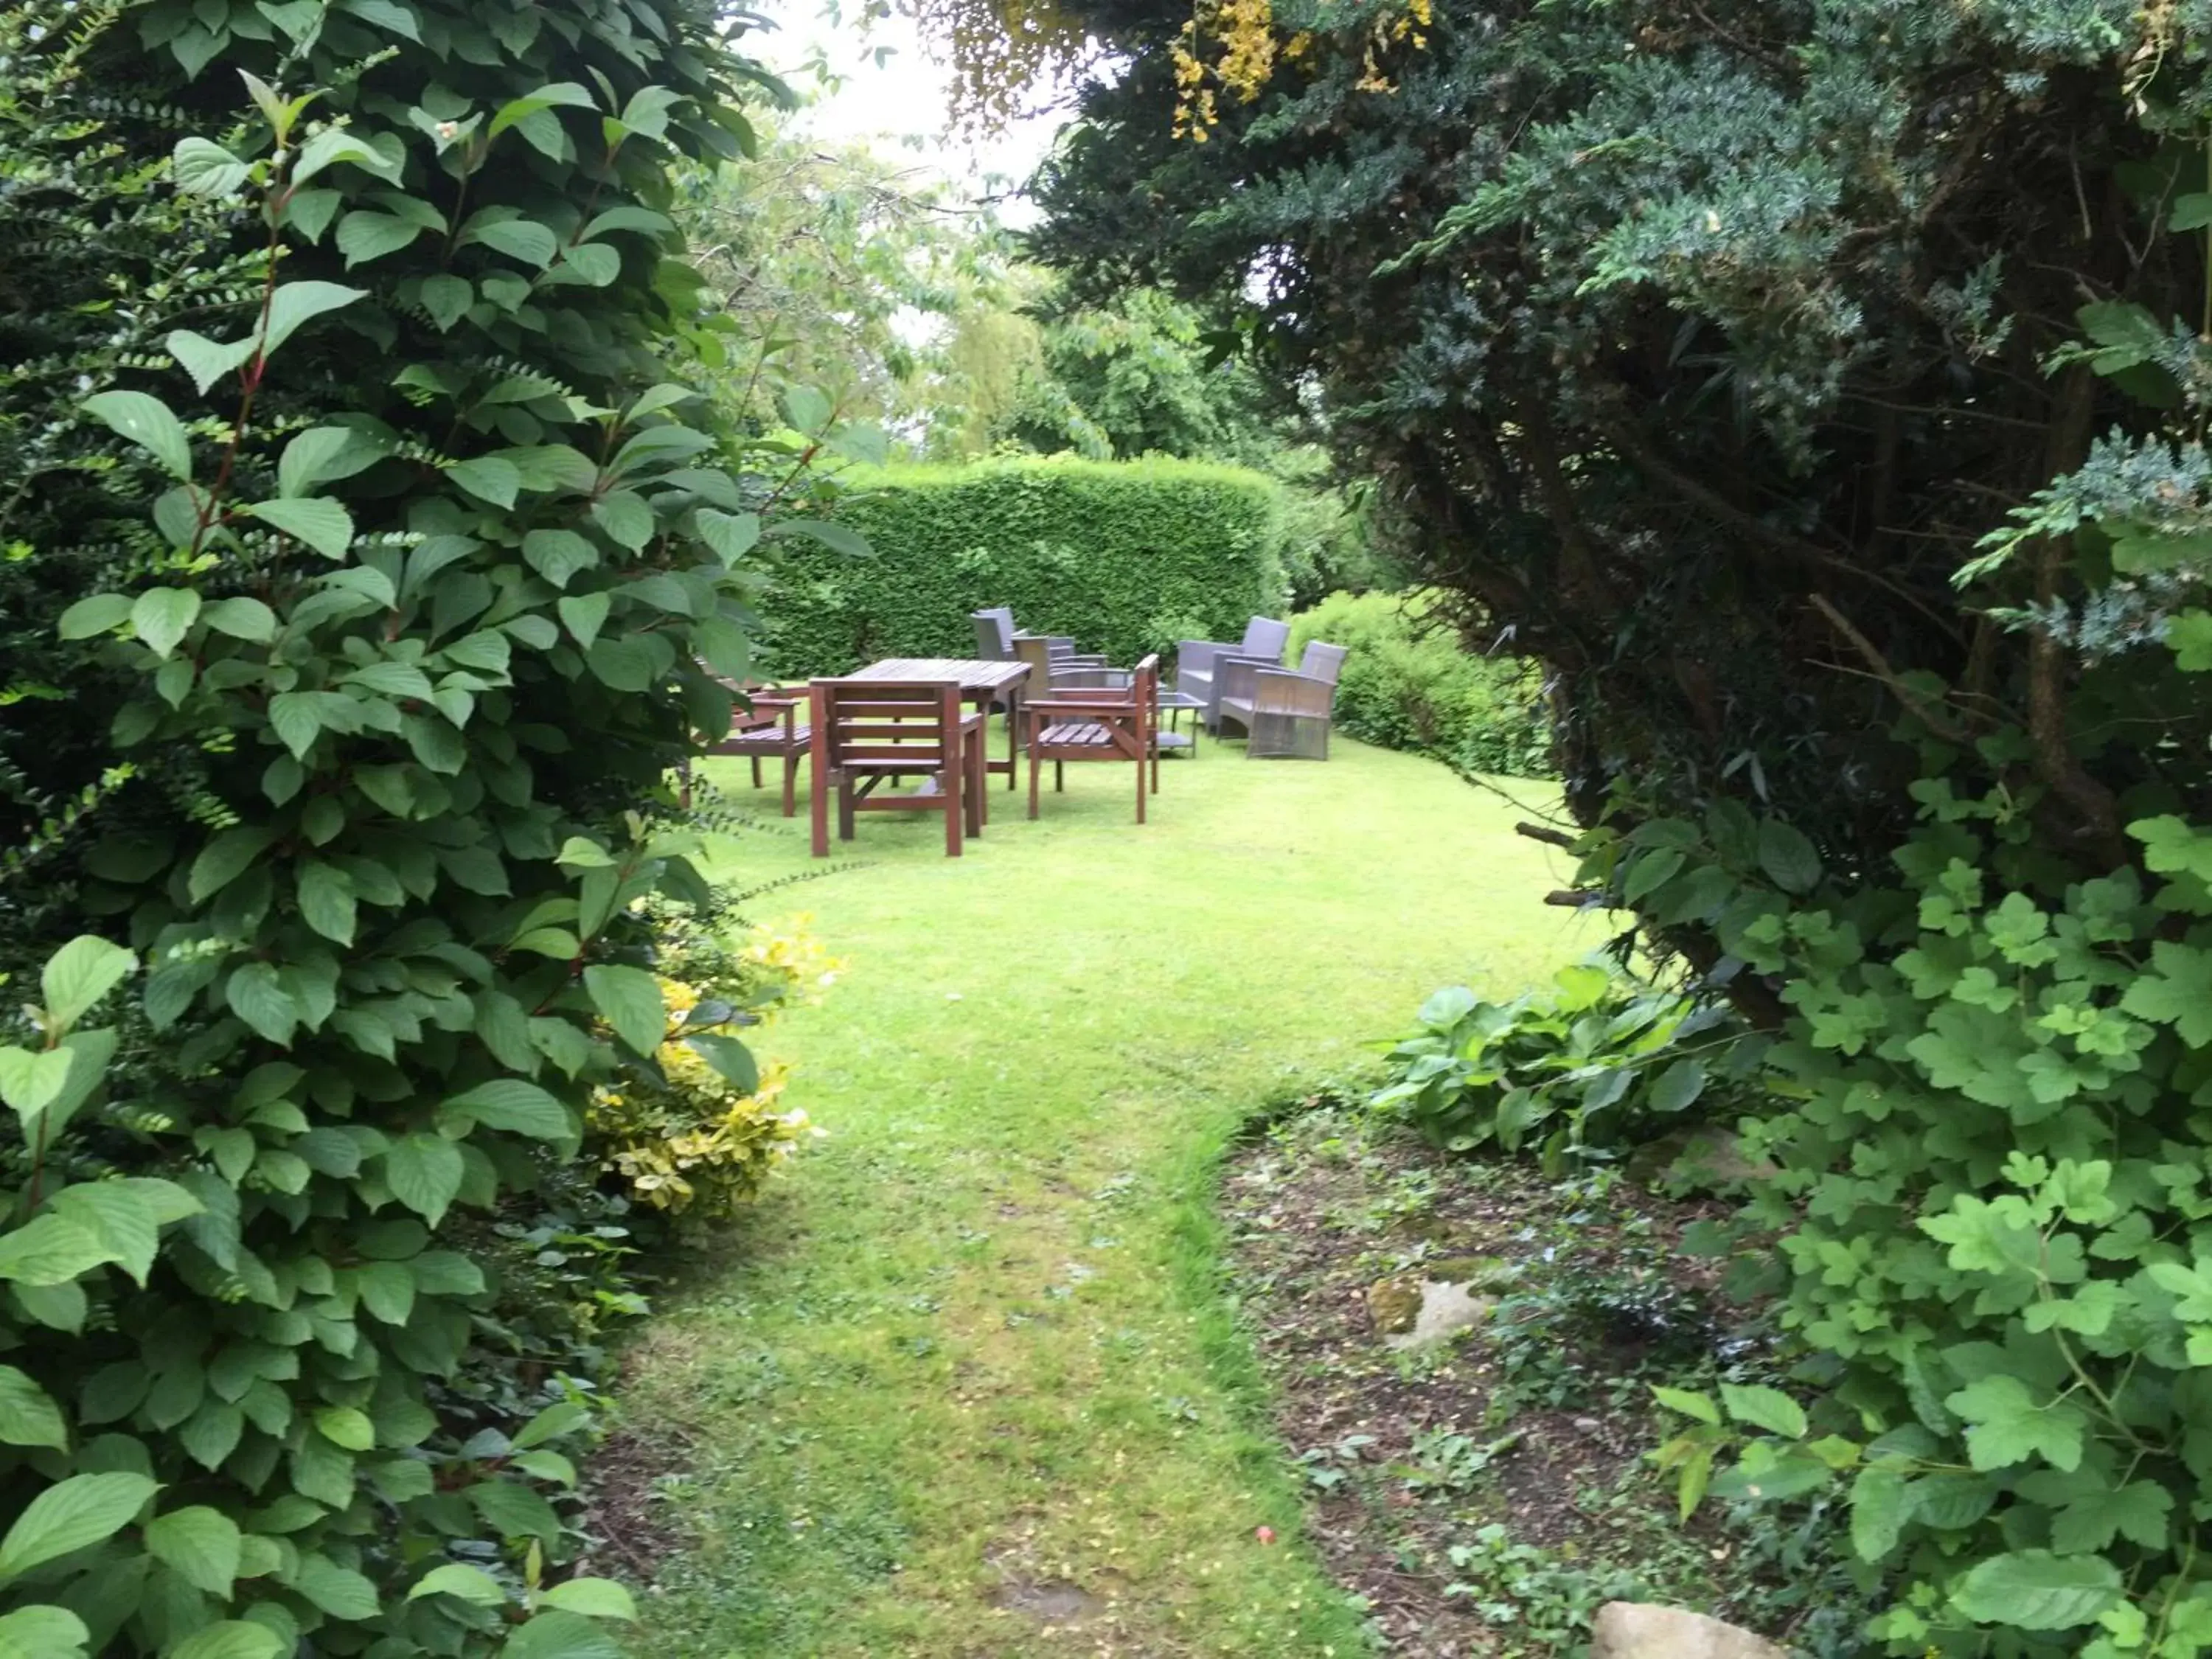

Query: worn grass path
[619,734,1596,1657]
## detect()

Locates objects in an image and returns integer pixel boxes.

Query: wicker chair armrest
[1253,668,1338,717]
[1214,655,1278,704]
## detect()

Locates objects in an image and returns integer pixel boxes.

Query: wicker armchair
[1245,641,1349,759]
[1218,641,1344,737]
[971,607,1106,672]
[1174,616,1289,731]
[1012,636,1134,703]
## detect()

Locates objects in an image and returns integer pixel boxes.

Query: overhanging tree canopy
[1026,0,2209,869]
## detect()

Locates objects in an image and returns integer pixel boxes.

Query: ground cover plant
[612,737,1601,1656]
[0,0,866,1647]
[1220,1098,1871,1657]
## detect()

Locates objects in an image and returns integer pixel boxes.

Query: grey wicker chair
[1175,616,1289,731]
[970,607,1106,672]
[1239,641,1349,759]
[1012,635,1134,701]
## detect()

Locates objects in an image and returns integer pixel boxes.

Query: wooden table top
[848,658,1032,694]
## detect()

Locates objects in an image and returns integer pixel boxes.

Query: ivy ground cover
[614,737,1596,1654]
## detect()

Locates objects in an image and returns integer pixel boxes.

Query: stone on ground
[1590,1602,1788,1659]
[1384,1280,1494,1350]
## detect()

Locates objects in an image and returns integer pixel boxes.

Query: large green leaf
[409,1561,507,1604]
[296,861,358,945]
[1944,1375,2087,1472]
[0,1606,89,1659]
[171,136,250,195]
[582,964,665,1056]
[0,1215,116,1287]
[384,1135,465,1226]
[0,1047,71,1120]
[0,1472,158,1581]
[40,936,135,1035]
[82,391,191,479]
[336,210,424,268]
[241,497,355,560]
[505,1609,624,1659]
[166,329,258,395]
[441,1079,576,1141]
[1718,1385,1806,1440]
[687,1032,759,1094]
[49,1178,201,1286]
[1756,818,1821,894]
[538,1577,638,1618]
[1848,1465,1910,1562]
[131,588,202,659]
[1950,1550,2121,1630]
[167,1624,283,1659]
[0,1368,68,1452]
[187,827,276,905]
[523,529,599,588]
[260,280,367,355]
[201,597,277,640]
[467,1478,562,1543]
[145,1505,242,1596]
[291,1553,380,1618]
[56,594,133,640]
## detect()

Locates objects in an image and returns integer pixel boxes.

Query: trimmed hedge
[1290,591,1552,778]
[762,457,1292,672]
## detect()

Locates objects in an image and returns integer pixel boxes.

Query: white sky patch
[765,3,1068,228]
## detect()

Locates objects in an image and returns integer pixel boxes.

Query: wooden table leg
[1004,684,1020,788]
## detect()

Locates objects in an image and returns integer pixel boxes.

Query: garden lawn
[618,731,1599,1656]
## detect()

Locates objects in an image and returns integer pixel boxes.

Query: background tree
[998,285,1276,462]
[680,126,1029,446]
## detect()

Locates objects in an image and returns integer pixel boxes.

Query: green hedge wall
[762,457,1292,673]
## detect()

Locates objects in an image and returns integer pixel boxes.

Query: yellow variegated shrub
[587,915,842,1219]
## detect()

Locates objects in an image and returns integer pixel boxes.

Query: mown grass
[618,729,1600,1657]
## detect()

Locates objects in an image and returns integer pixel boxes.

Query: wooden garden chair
[705,683,808,816]
[1024,653,1160,822]
[808,678,987,858]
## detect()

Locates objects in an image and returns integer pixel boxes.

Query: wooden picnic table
[845,657,1032,789]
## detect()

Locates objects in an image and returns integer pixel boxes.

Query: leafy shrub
[1288,591,1549,779]
[1374,963,1752,1169]
[1615,770,2212,1655]
[1276,479,1397,611]
[0,0,858,1649]
[759,456,1293,672]
[586,911,840,1218]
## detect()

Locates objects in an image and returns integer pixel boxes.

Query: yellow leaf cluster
[1171,0,1428,139]
[585,917,845,1220]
